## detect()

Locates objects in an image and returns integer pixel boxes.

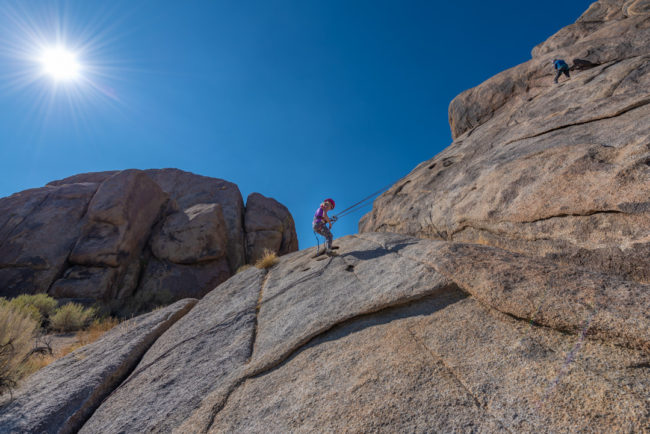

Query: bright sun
[40,46,81,81]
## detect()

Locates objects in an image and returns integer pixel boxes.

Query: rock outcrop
[1,2,648,432]
[2,234,648,432]
[360,1,650,284]
[244,192,298,264]
[0,169,298,302]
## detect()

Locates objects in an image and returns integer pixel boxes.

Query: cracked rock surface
[2,2,648,432]
[33,233,648,433]
[360,1,650,284]
[0,168,298,302]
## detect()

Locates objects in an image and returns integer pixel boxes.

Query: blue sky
[0,0,594,249]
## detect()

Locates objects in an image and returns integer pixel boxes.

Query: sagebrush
[50,303,96,332]
[0,303,39,395]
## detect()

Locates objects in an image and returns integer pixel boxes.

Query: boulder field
[1,1,649,432]
[0,169,298,302]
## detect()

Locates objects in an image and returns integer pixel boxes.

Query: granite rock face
[52,170,168,300]
[360,1,650,284]
[0,169,298,302]
[5,233,647,432]
[0,183,97,297]
[244,192,298,264]
[2,3,648,432]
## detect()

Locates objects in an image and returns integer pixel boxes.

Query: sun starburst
[40,46,81,81]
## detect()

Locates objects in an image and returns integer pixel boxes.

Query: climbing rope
[312,174,407,249]
[333,177,405,220]
[313,230,321,254]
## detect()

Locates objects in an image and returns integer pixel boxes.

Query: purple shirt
[313,206,325,225]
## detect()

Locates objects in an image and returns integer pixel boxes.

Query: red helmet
[324,198,335,209]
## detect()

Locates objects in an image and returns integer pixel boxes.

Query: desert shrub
[0,297,41,324]
[236,264,253,274]
[255,249,279,269]
[8,294,58,325]
[50,303,96,332]
[0,303,39,395]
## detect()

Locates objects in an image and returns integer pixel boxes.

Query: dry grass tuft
[236,264,253,274]
[78,317,119,346]
[58,316,119,358]
[254,249,279,269]
[20,353,56,376]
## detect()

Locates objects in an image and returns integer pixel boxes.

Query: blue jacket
[554,59,569,70]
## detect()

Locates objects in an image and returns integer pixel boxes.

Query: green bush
[50,303,96,332]
[0,297,41,324]
[8,294,58,325]
[0,303,39,394]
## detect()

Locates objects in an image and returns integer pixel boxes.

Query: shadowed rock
[0,169,298,302]
[0,183,98,297]
[244,192,298,264]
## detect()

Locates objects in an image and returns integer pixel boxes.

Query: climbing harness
[311,174,407,254]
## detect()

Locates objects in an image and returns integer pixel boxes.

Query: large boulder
[0,183,98,297]
[150,203,229,264]
[137,257,231,300]
[51,170,168,300]
[244,192,298,264]
[361,2,650,284]
[144,168,247,272]
[8,233,646,432]
[0,169,298,302]
[68,170,167,268]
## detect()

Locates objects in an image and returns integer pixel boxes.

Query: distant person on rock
[313,198,337,255]
[552,59,570,83]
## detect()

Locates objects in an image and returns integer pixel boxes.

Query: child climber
[313,198,337,255]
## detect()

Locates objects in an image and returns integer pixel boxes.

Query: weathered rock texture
[0,169,298,301]
[4,233,647,432]
[1,3,648,432]
[360,1,650,284]
[244,192,298,264]
[0,299,196,434]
